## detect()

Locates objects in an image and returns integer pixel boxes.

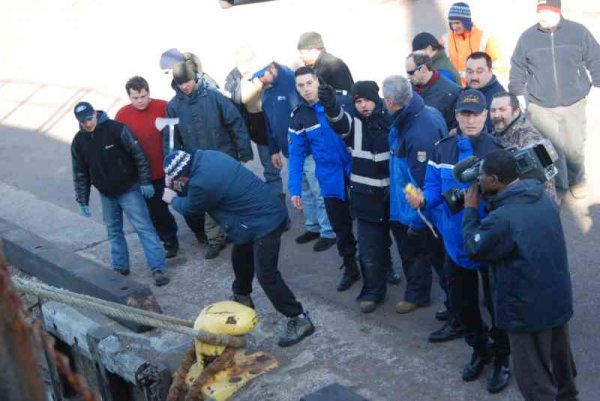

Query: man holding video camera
[462,149,577,401]
[406,89,509,393]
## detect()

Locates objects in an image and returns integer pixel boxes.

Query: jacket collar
[392,93,425,126]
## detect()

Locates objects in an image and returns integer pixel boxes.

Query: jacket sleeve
[508,35,528,96]
[224,69,241,105]
[462,207,515,263]
[163,102,183,156]
[265,116,281,155]
[582,25,600,87]
[120,125,152,185]
[71,140,91,205]
[423,147,443,209]
[172,184,208,217]
[287,117,307,197]
[326,105,353,138]
[217,92,254,162]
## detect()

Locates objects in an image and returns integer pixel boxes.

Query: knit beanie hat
[172,62,196,85]
[448,2,473,32]
[351,81,380,104]
[412,32,440,51]
[164,150,192,179]
[537,0,561,12]
[297,32,325,50]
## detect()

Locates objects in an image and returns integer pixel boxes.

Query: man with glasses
[407,51,461,129]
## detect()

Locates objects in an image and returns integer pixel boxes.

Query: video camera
[442,140,558,214]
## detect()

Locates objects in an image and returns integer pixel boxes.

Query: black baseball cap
[73,102,95,122]
[455,89,487,114]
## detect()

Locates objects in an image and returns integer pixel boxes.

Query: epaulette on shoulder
[435,135,456,146]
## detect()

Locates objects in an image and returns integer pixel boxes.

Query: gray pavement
[1,0,599,400]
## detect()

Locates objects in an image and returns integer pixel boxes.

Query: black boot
[487,357,511,393]
[164,239,179,259]
[462,348,493,382]
[337,257,360,292]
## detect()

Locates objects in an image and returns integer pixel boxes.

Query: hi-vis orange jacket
[439,24,501,87]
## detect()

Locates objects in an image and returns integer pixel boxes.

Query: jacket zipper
[550,31,560,100]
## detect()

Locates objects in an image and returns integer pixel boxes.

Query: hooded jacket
[462,179,573,332]
[423,129,503,268]
[509,17,600,108]
[71,111,151,204]
[165,79,253,161]
[171,150,287,244]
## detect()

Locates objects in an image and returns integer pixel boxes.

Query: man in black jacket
[463,149,577,401]
[509,0,600,200]
[70,102,169,286]
[297,31,354,91]
[407,51,461,129]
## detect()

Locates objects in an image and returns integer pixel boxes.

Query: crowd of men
[70,1,598,400]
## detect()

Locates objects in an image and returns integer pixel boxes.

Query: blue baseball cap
[455,89,487,114]
[73,102,95,122]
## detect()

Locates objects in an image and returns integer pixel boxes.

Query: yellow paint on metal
[194,301,257,336]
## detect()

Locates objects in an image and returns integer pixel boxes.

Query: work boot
[462,349,493,382]
[295,231,320,244]
[395,301,419,314]
[195,232,208,245]
[428,321,465,343]
[113,266,130,276]
[278,312,315,347]
[337,257,360,292]
[313,237,336,252]
[164,240,179,259]
[205,243,225,260]
[230,293,255,309]
[359,301,377,314]
[152,270,170,287]
[487,358,511,393]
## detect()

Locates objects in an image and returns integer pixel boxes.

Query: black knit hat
[297,32,324,50]
[172,62,196,85]
[351,81,380,104]
[412,32,439,51]
[537,0,561,12]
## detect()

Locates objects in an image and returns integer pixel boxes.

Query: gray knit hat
[297,32,325,50]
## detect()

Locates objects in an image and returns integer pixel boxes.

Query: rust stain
[225,316,237,325]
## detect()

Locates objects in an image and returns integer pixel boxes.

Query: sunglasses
[407,64,425,76]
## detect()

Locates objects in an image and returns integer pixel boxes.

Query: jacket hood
[79,110,108,132]
[392,93,425,126]
[487,179,545,210]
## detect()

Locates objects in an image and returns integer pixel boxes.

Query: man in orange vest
[440,2,502,87]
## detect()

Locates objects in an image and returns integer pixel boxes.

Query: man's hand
[140,184,155,199]
[464,183,481,209]
[79,204,92,218]
[271,153,283,169]
[405,186,424,209]
[165,175,173,189]
[318,84,337,111]
[291,195,302,210]
[162,188,178,204]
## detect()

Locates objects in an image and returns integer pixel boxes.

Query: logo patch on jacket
[277,96,287,101]
[105,144,114,150]
[417,151,427,162]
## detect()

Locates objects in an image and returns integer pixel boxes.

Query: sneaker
[395,301,419,314]
[359,301,377,314]
[230,293,255,309]
[313,237,336,252]
[152,270,170,286]
[113,266,130,276]
[295,231,320,244]
[205,243,225,260]
[164,240,179,259]
[569,183,588,199]
[386,271,402,285]
[277,312,315,347]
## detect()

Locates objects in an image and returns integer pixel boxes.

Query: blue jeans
[257,144,283,195]
[99,186,166,271]
[301,154,334,238]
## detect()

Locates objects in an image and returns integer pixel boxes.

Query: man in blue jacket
[165,62,253,260]
[462,149,577,401]
[465,52,505,132]
[288,66,359,292]
[407,90,509,393]
[161,149,315,347]
[381,76,448,316]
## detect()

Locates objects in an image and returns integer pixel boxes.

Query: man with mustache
[465,52,505,132]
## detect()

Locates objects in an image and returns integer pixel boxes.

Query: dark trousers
[509,325,578,401]
[231,221,303,318]
[447,258,510,358]
[323,196,357,259]
[184,213,205,237]
[357,218,392,302]
[390,223,447,306]
[146,178,178,243]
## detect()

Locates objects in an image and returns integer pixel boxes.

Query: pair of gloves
[78,185,155,217]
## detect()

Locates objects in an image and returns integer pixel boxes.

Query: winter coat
[423,129,503,268]
[288,102,352,200]
[432,50,462,86]
[415,71,461,130]
[509,18,600,108]
[165,79,253,161]
[171,150,287,244]
[388,94,447,226]
[71,111,151,204]
[462,179,573,332]
[467,75,505,132]
[313,51,354,92]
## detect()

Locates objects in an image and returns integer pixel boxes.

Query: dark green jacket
[432,50,461,86]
